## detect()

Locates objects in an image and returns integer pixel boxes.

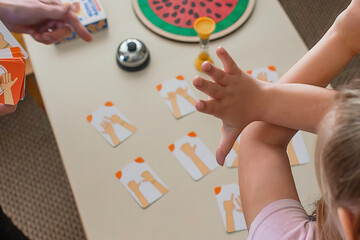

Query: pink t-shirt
[248,199,317,240]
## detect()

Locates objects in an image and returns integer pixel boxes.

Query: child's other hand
[334,0,360,53]
[193,47,263,166]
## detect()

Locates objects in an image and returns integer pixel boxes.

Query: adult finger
[201,61,229,86]
[0,104,17,116]
[193,76,223,99]
[195,99,221,116]
[39,2,92,42]
[65,11,92,42]
[216,125,241,166]
[31,32,53,45]
[40,26,72,43]
[216,47,240,75]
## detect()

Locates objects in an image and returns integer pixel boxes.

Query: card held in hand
[0,20,28,105]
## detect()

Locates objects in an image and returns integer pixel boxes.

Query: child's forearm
[279,20,356,87]
[257,83,336,134]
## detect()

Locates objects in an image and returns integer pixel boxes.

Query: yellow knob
[194,17,216,40]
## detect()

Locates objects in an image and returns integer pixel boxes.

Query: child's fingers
[216,126,241,166]
[216,47,239,75]
[195,99,221,116]
[201,61,229,86]
[193,76,223,99]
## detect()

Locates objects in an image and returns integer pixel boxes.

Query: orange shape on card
[168,144,175,152]
[86,114,93,122]
[176,75,184,80]
[268,66,276,71]
[246,70,253,75]
[104,101,114,107]
[187,131,197,137]
[156,84,162,91]
[214,186,222,195]
[115,170,122,180]
[135,157,145,163]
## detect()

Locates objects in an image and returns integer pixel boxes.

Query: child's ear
[337,207,356,240]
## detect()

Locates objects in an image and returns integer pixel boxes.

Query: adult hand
[0,0,92,44]
[0,104,16,116]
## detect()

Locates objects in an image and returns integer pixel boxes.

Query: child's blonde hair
[315,79,360,239]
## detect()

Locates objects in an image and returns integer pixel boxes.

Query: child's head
[316,80,360,240]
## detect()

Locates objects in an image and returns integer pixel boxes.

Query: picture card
[156,75,198,119]
[287,131,310,166]
[115,157,168,208]
[0,21,28,105]
[247,66,279,83]
[225,135,241,168]
[0,56,26,105]
[169,131,218,181]
[87,101,137,147]
[214,183,246,233]
[0,20,28,59]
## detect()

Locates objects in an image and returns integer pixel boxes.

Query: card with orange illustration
[87,101,137,147]
[0,20,28,58]
[0,58,26,105]
[246,66,279,83]
[0,21,28,105]
[156,75,198,119]
[287,131,310,166]
[169,131,218,181]
[214,183,246,233]
[115,157,168,208]
[225,135,241,168]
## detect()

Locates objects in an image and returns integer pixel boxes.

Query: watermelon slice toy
[133,0,256,42]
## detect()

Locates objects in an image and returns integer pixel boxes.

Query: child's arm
[193,1,360,229]
[193,48,336,159]
[280,0,360,87]
[196,0,360,166]
[193,49,335,229]
[195,59,335,133]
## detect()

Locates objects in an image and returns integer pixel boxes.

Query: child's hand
[334,0,360,53]
[193,47,263,166]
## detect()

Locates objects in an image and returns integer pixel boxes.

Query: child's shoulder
[248,199,317,240]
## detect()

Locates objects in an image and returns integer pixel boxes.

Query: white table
[24,0,319,239]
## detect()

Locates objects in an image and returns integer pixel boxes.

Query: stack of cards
[0,21,28,105]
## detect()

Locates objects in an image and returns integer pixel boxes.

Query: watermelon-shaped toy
[133,0,255,42]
